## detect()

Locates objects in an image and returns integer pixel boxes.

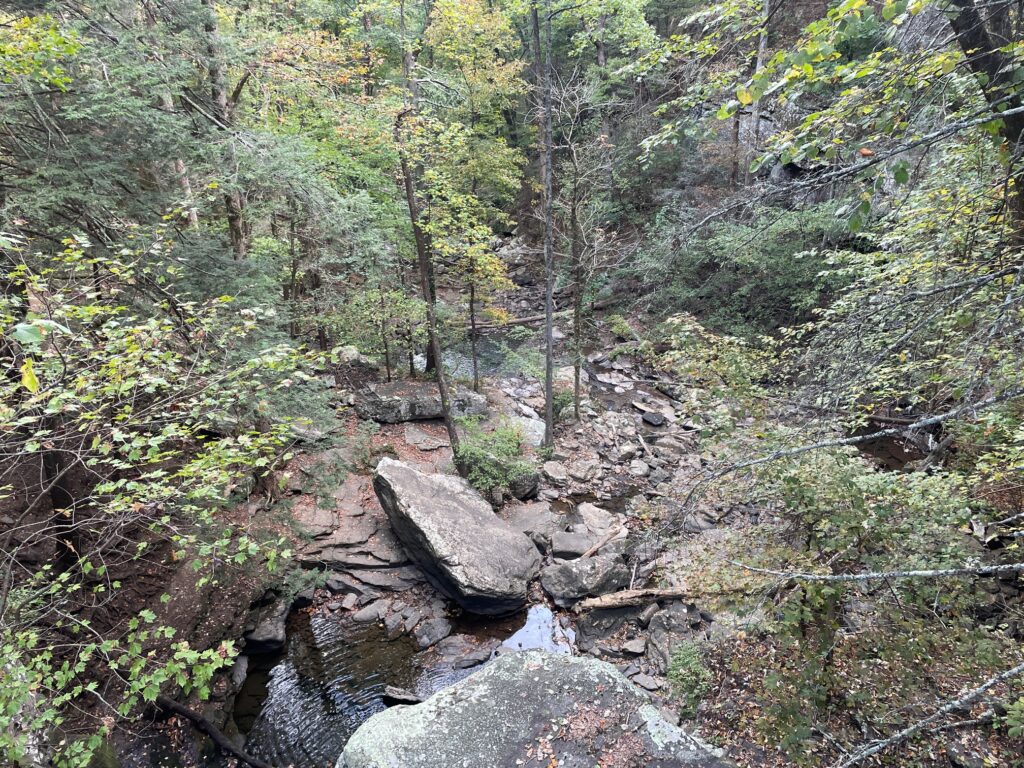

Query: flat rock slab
[373,458,541,615]
[339,650,729,768]
[356,381,488,423]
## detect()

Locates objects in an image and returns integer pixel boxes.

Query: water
[237,604,575,768]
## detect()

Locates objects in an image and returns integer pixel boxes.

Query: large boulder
[339,650,730,768]
[373,459,541,614]
[356,381,488,423]
[540,554,631,607]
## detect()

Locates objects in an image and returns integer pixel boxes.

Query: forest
[2,0,1024,766]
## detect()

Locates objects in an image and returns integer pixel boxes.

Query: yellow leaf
[20,358,39,393]
[737,86,754,106]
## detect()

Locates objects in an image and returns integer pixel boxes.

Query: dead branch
[728,560,1024,583]
[155,695,276,768]
[832,661,1024,768]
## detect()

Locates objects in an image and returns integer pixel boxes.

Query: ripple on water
[242,613,421,768]
[239,603,576,768]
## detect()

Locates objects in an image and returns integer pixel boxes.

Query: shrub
[667,641,713,718]
[454,418,536,495]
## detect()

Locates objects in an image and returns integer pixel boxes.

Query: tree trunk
[947,0,1024,236]
[533,0,557,448]
[570,193,583,421]
[469,279,480,392]
[747,0,771,184]
[201,0,247,260]
[399,0,436,372]
[395,112,462,462]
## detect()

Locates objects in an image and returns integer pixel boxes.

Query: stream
[233,604,573,768]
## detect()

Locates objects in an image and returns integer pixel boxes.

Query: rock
[384,612,406,640]
[628,459,651,477]
[504,501,561,553]
[615,443,639,462]
[435,634,498,669]
[243,598,289,655]
[550,530,597,559]
[568,459,599,482]
[382,686,422,706]
[642,411,667,427]
[576,502,618,536]
[352,600,386,623]
[540,554,631,607]
[647,602,705,674]
[542,461,568,485]
[508,468,540,501]
[639,602,661,627]
[339,651,728,768]
[414,617,452,649]
[341,593,359,611]
[349,566,424,591]
[336,345,377,369]
[632,672,663,691]
[509,415,546,448]
[356,381,488,423]
[622,637,648,655]
[404,424,449,451]
[373,459,541,615]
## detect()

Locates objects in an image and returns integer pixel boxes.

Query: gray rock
[341,593,359,611]
[508,469,540,501]
[356,381,488,423]
[382,686,422,706]
[434,634,497,669]
[568,459,599,482]
[352,600,386,623]
[542,461,568,484]
[540,554,631,607]
[632,672,663,691]
[642,411,667,427]
[404,424,449,451]
[647,602,704,674]
[373,459,541,615]
[243,599,289,655]
[414,617,452,649]
[384,612,406,640]
[550,530,596,559]
[628,459,651,477]
[622,636,648,655]
[339,651,727,768]
[504,501,561,553]
[510,415,546,448]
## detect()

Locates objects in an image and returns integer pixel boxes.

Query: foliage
[667,640,713,718]
[0,237,306,764]
[639,204,849,335]
[454,417,536,496]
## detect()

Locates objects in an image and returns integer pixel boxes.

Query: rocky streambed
[217,352,736,768]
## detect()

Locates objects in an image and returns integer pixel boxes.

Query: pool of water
[235,604,574,768]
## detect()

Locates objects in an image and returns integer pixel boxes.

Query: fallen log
[572,587,698,613]
[469,297,617,331]
[572,584,752,613]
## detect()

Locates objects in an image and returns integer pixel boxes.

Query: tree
[0,234,301,766]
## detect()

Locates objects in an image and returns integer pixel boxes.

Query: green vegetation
[667,640,713,718]
[4,0,1024,764]
[454,418,536,498]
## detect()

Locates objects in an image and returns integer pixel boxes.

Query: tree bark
[533,0,557,448]
[394,111,462,463]
[200,0,247,260]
